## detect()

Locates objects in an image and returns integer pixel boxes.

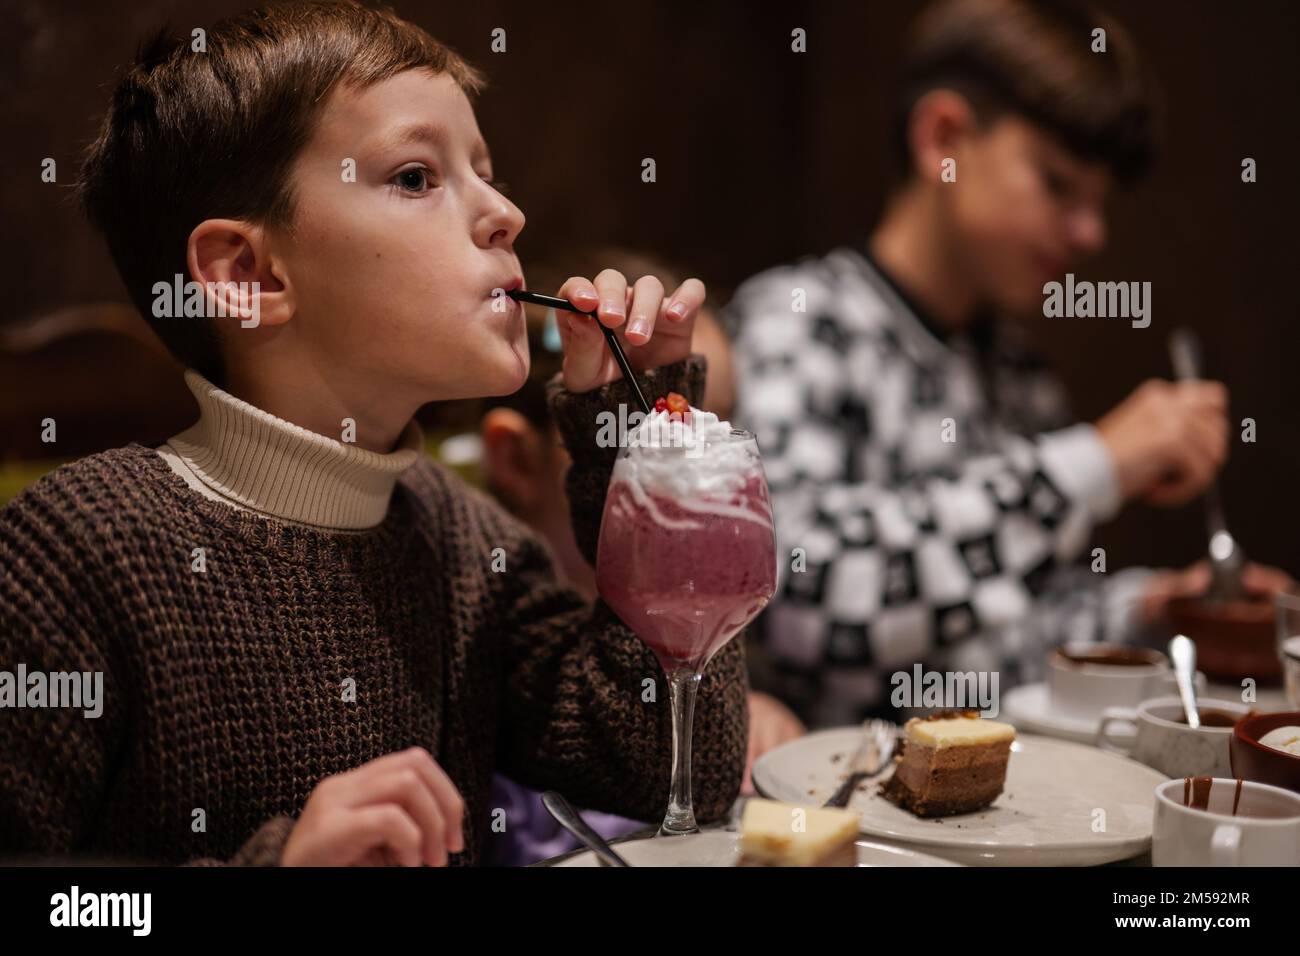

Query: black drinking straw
[507,288,653,416]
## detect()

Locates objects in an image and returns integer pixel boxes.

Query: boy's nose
[1069,205,1106,255]
[481,193,526,249]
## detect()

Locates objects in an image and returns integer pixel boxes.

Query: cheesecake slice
[739,799,859,866]
[880,710,1015,817]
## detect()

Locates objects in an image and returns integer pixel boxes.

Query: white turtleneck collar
[156,369,423,530]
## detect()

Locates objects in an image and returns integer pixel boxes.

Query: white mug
[1096,696,1249,778]
[1047,644,1189,720]
[1153,777,1300,866]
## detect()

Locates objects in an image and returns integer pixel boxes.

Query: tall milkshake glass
[596,404,777,835]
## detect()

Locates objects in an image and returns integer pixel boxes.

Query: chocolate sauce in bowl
[1055,646,1163,668]
[1171,709,1239,727]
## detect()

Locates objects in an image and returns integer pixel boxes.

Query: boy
[0,1,746,865]
[730,0,1288,727]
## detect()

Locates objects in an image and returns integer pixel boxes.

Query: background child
[729,0,1293,727]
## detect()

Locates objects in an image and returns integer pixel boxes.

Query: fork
[823,718,898,809]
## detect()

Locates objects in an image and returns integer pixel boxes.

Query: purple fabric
[483,774,645,866]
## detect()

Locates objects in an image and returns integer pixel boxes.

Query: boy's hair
[77,0,484,386]
[894,0,1157,184]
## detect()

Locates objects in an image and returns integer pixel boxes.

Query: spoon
[1169,634,1201,729]
[1168,328,1246,602]
[541,790,631,867]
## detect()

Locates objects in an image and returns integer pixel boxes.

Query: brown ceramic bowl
[1165,595,1280,684]
[1231,711,1300,793]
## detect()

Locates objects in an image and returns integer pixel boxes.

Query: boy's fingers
[592,269,628,329]
[389,748,464,856]
[1188,418,1228,473]
[562,307,606,351]
[626,274,665,345]
[1243,563,1295,595]
[353,848,389,867]
[346,747,465,857]
[1179,561,1212,595]
[1190,380,1229,410]
[348,747,434,791]
[557,276,599,313]
[367,769,448,866]
[415,753,466,854]
[347,805,425,867]
[664,277,706,322]
[561,314,613,388]
[342,748,414,794]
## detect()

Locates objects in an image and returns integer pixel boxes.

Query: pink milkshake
[596,402,776,669]
[597,469,776,671]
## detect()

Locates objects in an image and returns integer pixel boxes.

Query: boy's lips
[488,277,525,318]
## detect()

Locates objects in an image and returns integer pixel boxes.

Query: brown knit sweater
[0,356,748,865]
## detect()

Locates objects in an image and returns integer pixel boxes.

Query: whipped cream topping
[613,405,758,501]
[628,406,734,449]
[608,405,769,538]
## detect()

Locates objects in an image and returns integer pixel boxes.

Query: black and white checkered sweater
[729,247,1152,727]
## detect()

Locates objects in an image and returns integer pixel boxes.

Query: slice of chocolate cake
[880,711,1015,817]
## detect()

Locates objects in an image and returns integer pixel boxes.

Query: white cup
[1096,696,1249,778]
[1047,644,1183,720]
[1153,777,1300,866]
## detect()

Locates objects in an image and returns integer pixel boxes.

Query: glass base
[658,809,700,838]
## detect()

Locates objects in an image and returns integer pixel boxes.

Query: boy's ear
[907,88,979,184]
[480,407,546,515]
[187,218,295,330]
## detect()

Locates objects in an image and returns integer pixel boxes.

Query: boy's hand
[1140,560,1296,627]
[554,270,707,393]
[1095,378,1229,507]
[742,691,806,794]
[281,747,465,867]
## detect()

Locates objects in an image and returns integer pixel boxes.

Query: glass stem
[661,667,703,836]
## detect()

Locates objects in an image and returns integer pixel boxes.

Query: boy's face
[268,69,528,404]
[946,115,1113,317]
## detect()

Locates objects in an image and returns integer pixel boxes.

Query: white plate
[550,829,961,867]
[1001,682,1131,746]
[753,728,1165,866]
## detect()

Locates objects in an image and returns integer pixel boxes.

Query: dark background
[2,0,1297,576]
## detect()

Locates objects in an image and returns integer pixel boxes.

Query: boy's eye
[392,167,432,193]
[1041,167,1071,199]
